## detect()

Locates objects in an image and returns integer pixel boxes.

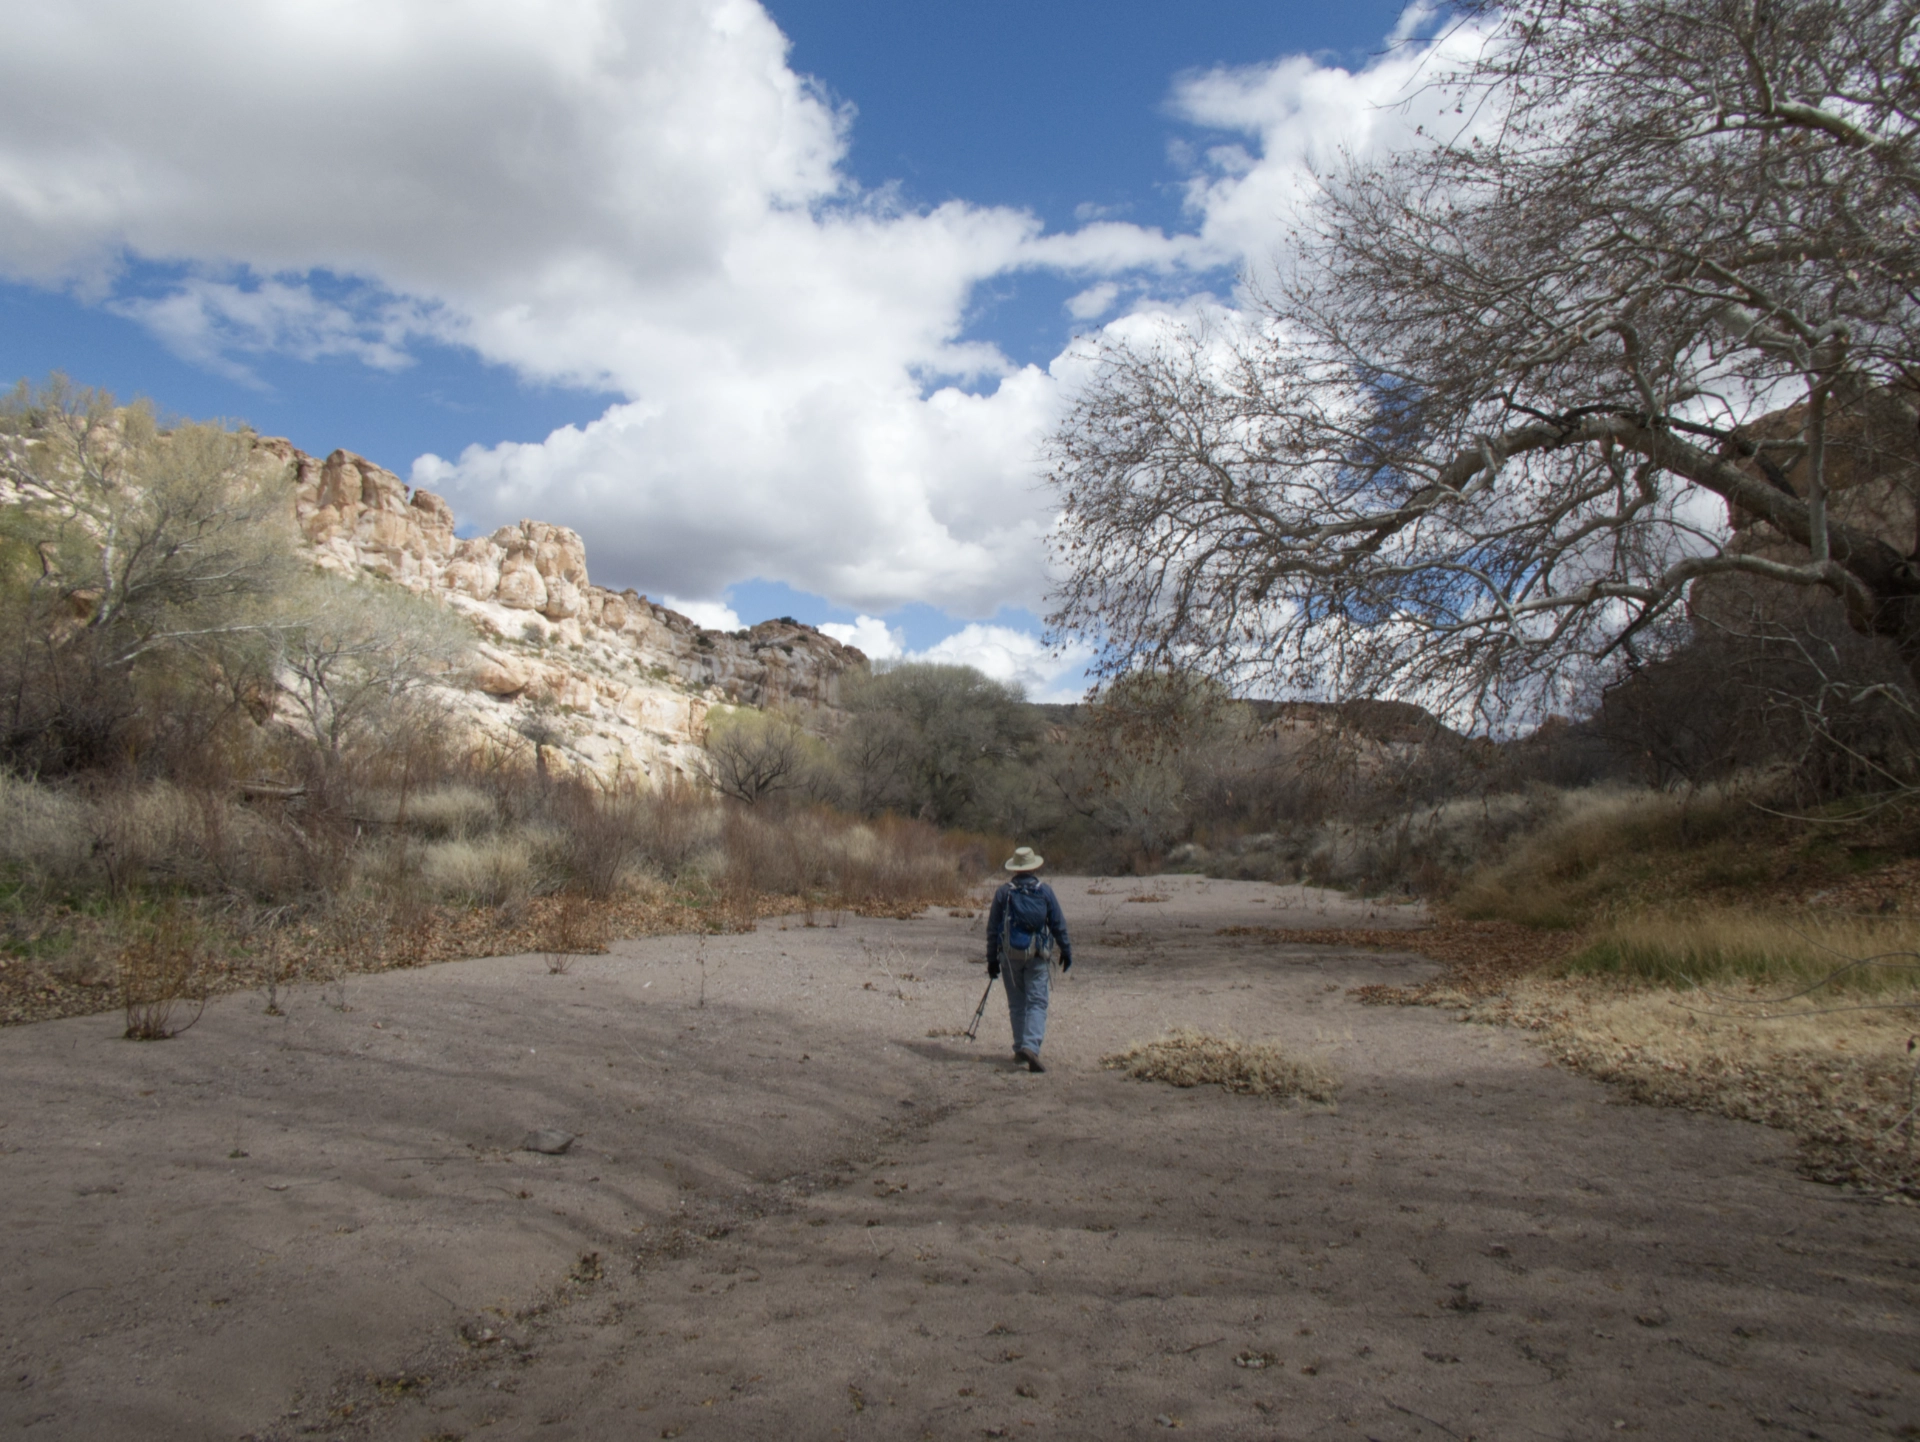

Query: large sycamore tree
[1048,0,1920,721]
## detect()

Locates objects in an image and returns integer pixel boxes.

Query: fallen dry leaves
[1783,855,1920,914]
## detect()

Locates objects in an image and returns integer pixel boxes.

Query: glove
[987,959,1000,980]
[1059,952,1073,973]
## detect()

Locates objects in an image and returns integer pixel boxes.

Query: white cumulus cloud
[818,615,903,660]
[0,0,1469,631]
[819,614,1087,699]
[1065,282,1121,322]
[1167,14,1494,282]
[660,597,745,633]
[907,625,1093,703]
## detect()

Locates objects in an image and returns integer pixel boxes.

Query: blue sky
[0,0,1441,698]
[772,2,1409,230]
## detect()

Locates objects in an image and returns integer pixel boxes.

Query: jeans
[1002,951,1051,1055]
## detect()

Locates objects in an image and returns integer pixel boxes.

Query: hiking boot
[1014,1047,1038,1070]
[1025,1052,1047,1074]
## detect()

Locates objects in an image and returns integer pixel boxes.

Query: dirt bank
[2,876,1915,1440]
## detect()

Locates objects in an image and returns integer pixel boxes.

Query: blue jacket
[986,875,1072,969]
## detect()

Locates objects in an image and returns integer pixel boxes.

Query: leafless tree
[701,707,811,805]
[1047,0,1920,723]
[833,708,914,813]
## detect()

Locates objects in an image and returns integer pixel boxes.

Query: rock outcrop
[253,439,868,782]
[1694,386,1920,639]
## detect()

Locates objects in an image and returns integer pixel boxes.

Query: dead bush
[542,779,657,896]
[636,776,720,878]
[118,904,208,1040]
[720,805,823,895]
[380,887,441,970]
[842,814,975,906]
[1102,1029,1338,1101]
[542,892,608,974]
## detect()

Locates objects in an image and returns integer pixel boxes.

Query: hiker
[986,846,1073,1073]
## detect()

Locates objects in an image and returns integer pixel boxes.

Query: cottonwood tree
[1048,0,1920,723]
[832,705,915,814]
[0,377,295,768]
[835,663,1037,826]
[272,574,463,761]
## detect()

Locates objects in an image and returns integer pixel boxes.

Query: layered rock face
[255,439,867,780]
[1695,387,1920,638]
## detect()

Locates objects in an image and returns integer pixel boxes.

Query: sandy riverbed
[2,875,1915,1440]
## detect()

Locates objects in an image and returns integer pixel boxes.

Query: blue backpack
[1002,882,1054,962]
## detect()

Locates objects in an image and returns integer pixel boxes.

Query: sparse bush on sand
[540,890,608,976]
[117,903,208,1040]
[1102,1030,1339,1102]
[0,754,989,1027]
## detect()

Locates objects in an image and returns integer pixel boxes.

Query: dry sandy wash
[3,877,1917,1441]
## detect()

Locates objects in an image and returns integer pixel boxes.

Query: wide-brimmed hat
[1004,846,1044,872]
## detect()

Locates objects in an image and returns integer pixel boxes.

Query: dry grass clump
[1102,1029,1339,1101]
[394,783,496,839]
[1564,906,1920,990]
[0,773,341,902]
[0,771,90,886]
[417,837,536,907]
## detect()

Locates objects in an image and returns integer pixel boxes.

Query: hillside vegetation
[0,379,985,1029]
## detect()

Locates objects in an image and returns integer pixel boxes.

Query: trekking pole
[964,975,995,1041]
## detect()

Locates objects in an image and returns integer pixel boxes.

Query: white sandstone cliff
[256,439,866,782]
